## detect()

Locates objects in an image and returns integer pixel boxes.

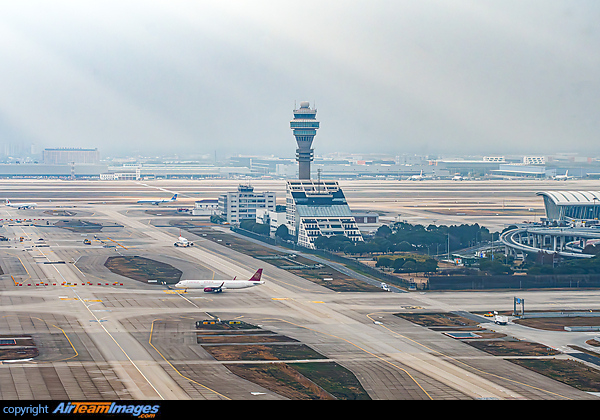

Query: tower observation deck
[291,101,319,180]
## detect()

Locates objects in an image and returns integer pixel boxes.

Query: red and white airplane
[174,269,264,293]
[5,199,37,209]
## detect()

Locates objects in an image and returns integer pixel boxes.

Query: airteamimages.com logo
[3,402,161,418]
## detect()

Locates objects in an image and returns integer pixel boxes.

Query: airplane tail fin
[171,194,178,200]
[249,269,263,282]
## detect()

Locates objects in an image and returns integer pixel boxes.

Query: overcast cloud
[0,0,598,159]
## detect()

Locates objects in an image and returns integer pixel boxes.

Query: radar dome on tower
[299,101,310,108]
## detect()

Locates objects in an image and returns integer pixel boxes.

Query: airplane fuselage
[6,203,36,209]
[174,279,264,291]
[137,194,178,205]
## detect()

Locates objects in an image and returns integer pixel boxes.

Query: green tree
[376,225,392,238]
[275,224,291,240]
[376,257,392,267]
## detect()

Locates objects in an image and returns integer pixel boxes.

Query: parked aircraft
[451,174,464,181]
[408,170,426,181]
[174,269,264,293]
[553,170,574,181]
[137,194,177,205]
[5,199,37,209]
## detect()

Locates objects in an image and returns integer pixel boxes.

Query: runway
[0,179,599,400]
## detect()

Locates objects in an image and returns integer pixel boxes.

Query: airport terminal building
[285,180,363,249]
[536,191,600,222]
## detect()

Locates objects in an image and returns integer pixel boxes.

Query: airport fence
[230,227,412,289]
[427,273,600,290]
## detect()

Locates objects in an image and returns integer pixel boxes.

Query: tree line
[312,221,499,256]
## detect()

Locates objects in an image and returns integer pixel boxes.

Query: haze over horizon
[0,1,598,159]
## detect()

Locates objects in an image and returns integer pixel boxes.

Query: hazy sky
[0,1,598,159]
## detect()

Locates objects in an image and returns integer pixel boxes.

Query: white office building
[218,185,276,225]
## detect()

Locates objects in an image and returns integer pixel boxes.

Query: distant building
[352,211,381,233]
[192,199,219,216]
[218,185,276,225]
[285,180,363,249]
[43,148,100,165]
[523,156,546,165]
[491,164,549,178]
[483,156,506,162]
[100,167,140,181]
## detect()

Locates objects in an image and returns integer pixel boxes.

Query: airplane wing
[203,282,225,293]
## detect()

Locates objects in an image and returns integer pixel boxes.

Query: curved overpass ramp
[500,226,600,259]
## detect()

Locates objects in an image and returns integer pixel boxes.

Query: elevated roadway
[500,225,600,259]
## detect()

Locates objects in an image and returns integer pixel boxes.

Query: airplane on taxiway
[5,199,37,209]
[137,193,178,205]
[174,269,264,293]
[174,234,193,247]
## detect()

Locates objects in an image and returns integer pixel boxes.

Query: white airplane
[5,199,37,209]
[451,174,463,181]
[553,170,574,181]
[174,234,193,247]
[174,269,264,293]
[137,194,177,205]
[408,170,426,181]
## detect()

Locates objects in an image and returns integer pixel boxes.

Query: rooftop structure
[291,101,319,180]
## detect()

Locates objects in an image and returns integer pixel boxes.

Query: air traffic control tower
[291,101,319,179]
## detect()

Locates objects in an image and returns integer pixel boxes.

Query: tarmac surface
[0,178,599,400]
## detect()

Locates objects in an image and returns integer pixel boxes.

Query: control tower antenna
[291,101,320,180]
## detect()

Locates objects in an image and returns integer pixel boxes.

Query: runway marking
[148,318,229,400]
[366,312,573,400]
[260,317,433,400]
[30,317,79,362]
[17,257,31,281]
[107,237,127,249]
[70,289,166,400]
